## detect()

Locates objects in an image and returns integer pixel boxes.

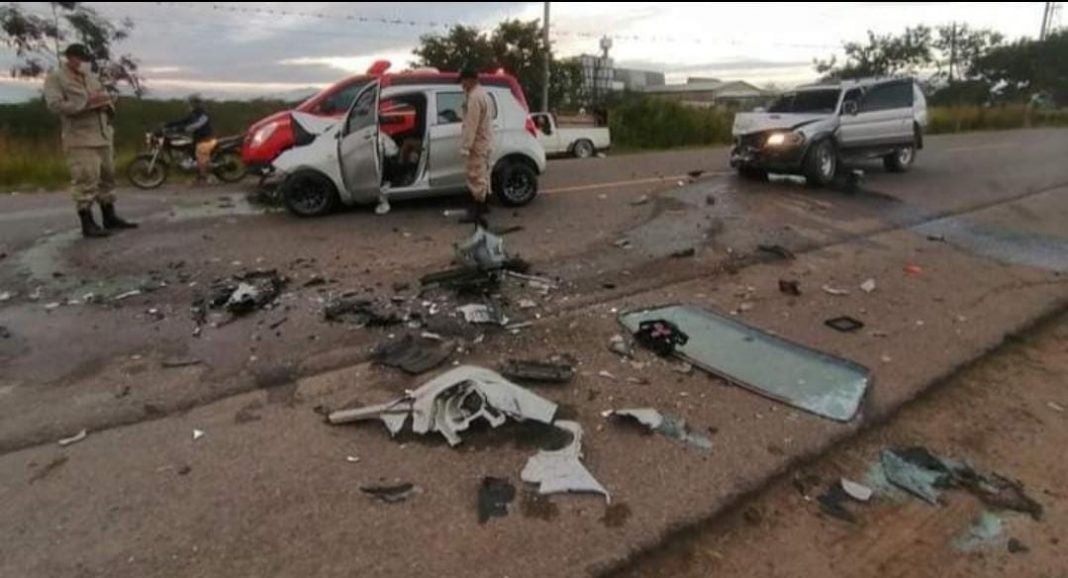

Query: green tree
[413,19,586,112]
[412,25,495,75]
[815,26,934,80]
[549,57,585,111]
[0,2,142,94]
[934,24,1003,82]
[972,30,1068,105]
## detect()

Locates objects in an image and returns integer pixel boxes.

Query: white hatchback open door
[339,81,382,204]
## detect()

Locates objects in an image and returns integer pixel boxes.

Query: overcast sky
[0,2,1054,102]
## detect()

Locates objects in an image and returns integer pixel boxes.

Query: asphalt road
[1,128,1067,577]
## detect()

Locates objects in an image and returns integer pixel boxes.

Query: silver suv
[273,80,547,217]
[731,77,928,185]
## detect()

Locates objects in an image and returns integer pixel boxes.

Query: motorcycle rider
[165,95,216,183]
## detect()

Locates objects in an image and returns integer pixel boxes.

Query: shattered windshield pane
[619,305,870,422]
[768,89,841,114]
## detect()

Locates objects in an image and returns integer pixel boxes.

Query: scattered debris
[860,279,877,294]
[500,360,575,384]
[670,247,697,259]
[880,447,1044,519]
[953,511,1004,552]
[1048,402,1065,413]
[630,195,651,206]
[687,169,705,180]
[346,456,360,464]
[738,302,755,313]
[705,195,716,206]
[57,429,88,447]
[458,303,508,326]
[608,334,634,358]
[521,421,610,502]
[328,366,558,447]
[927,235,947,243]
[818,482,859,524]
[503,271,557,293]
[841,479,873,502]
[28,456,69,484]
[373,334,456,375]
[491,225,525,236]
[193,429,205,441]
[44,302,61,311]
[904,264,924,276]
[455,226,508,271]
[613,238,633,250]
[324,297,402,327]
[673,362,695,375]
[268,317,289,330]
[161,358,202,369]
[303,275,327,288]
[112,290,142,302]
[1008,538,1030,554]
[478,477,516,524]
[632,319,689,357]
[177,465,192,476]
[825,316,866,333]
[0,291,13,302]
[821,285,851,297]
[757,244,796,261]
[604,409,712,451]
[778,280,802,296]
[619,305,871,422]
[518,299,538,310]
[361,483,419,504]
[208,270,287,316]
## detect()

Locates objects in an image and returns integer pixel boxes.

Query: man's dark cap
[459,65,479,81]
[64,44,92,60]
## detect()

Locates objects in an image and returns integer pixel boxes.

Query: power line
[152,2,842,50]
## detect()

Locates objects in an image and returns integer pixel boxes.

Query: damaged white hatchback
[273,80,547,217]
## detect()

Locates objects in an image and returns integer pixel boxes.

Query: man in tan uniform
[459,66,494,223]
[44,44,137,238]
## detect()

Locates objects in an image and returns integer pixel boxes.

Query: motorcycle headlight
[251,121,280,148]
[765,131,805,147]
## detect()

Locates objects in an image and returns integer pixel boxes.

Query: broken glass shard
[619,305,871,422]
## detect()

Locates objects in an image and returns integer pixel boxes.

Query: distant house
[639,77,770,107]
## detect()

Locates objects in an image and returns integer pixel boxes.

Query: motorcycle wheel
[127,155,168,189]
[212,150,247,183]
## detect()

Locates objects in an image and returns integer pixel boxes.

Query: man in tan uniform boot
[44,44,137,238]
[459,66,494,226]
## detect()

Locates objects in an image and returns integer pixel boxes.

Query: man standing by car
[44,43,137,238]
[166,95,216,184]
[459,66,494,223]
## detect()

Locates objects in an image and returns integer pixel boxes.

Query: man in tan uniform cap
[459,65,494,224]
[44,44,137,238]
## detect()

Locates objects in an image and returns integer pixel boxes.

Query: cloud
[0,2,1045,101]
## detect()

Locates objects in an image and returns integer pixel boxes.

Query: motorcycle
[127,129,247,189]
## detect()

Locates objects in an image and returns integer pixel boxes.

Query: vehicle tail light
[525,117,538,138]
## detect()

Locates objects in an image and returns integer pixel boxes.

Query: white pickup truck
[530,112,611,159]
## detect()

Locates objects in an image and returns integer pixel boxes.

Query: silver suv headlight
[765,131,805,147]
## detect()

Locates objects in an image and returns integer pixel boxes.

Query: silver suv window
[861,81,914,112]
[769,89,841,114]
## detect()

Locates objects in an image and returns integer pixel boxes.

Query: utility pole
[1041,2,1051,40]
[541,1,551,113]
[948,21,957,84]
[1041,2,1061,40]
